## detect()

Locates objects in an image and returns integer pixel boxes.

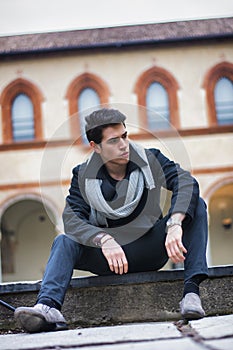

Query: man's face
[93,124,130,165]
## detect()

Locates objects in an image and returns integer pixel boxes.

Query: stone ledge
[0,266,233,331]
[1,265,232,294]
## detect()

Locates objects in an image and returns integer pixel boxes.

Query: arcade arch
[0,194,59,282]
[205,179,233,266]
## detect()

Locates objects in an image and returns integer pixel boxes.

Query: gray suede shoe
[14,304,68,333]
[180,292,205,320]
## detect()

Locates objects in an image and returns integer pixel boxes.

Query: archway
[208,183,233,266]
[1,197,57,282]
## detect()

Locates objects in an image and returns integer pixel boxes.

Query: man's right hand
[101,237,128,275]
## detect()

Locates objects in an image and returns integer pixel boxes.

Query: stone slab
[205,339,233,350]
[0,322,180,350]
[82,338,205,350]
[190,314,233,339]
[1,315,233,350]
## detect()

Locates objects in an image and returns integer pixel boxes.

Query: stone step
[0,266,233,331]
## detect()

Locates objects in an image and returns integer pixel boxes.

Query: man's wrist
[166,222,182,233]
[166,213,185,233]
[101,235,115,246]
[93,232,114,247]
[93,232,107,247]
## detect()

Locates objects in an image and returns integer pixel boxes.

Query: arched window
[1,78,44,143]
[134,66,180,131]
[12,93,35,141]
[214,77,233,125]
[146,82,170,130]
[203,61,233,126]
[78,88,101,143]
[66,73,110,143]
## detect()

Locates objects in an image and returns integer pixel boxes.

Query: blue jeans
[38,198,208,307]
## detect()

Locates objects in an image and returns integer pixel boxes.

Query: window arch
[214,77,233,125]
[203,61,233,126]
[12,93,35,141]
[146,82,170,130]
[1,78,44,143]
[66,73,110,142]
[134,66,180,131]
[78,88,101,143]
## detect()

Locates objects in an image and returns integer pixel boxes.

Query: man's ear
[90,141,101,154]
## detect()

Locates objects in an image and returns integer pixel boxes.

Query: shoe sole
[182,311,205,320]
[15,310,68,333]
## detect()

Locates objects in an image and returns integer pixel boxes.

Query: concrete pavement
[0,314,233,350]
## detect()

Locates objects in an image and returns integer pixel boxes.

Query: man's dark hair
[85,108,126,144]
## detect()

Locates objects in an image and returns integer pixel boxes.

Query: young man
[15,108,208,333]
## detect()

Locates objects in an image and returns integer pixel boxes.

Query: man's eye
[108,138,119,144]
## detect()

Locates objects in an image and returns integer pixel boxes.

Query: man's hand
[165,224,187,264]
[101,237,128,275]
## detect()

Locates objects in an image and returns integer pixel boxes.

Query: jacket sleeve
[62,165,104,246]
[151,149,200,220]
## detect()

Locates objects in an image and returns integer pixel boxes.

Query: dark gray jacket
[63,145,199,246]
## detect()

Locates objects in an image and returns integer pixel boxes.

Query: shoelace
[41,305,51,313]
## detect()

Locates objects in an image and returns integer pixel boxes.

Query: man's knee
[53,234,79,250]
[184,198,207,233]
[195,198,207,219]
[51,234,83,264]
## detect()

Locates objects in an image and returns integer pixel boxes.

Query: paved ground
[0,314,233,350]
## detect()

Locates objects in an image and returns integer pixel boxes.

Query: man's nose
[119,137,128,148]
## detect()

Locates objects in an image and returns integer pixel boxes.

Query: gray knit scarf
[85,142,155,227]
